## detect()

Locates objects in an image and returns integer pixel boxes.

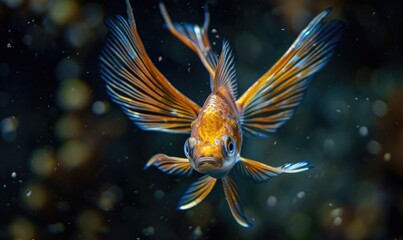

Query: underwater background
[1,0,402,239]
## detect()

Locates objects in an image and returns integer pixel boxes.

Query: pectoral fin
[144,154,192,176]
[234,157,312,183]
[177,175,217,210]
[100,0,200,134]
[222,176,252,227]
[236,8,345,137]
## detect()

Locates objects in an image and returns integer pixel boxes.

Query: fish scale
[198,95,229,143]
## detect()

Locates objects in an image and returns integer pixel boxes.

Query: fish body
[188,86,241,178]
[100,0,344,227]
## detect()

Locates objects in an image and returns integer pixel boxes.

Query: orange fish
[100,0,344,227]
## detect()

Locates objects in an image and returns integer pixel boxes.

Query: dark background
[1,0,402,239]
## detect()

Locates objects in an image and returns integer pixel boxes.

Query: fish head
[184,113,241,178]
[184,135,238,178]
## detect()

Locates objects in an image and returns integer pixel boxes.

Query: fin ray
[213,41,237,98]
[234,157,312,183]
[100,0,200,134]
[159,2,218,79]
[236,8,345,137]
[222,176,251,227]
[144,154,192,176]
[178,175,217,210]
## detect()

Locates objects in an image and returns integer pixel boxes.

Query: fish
[100,0,345,227]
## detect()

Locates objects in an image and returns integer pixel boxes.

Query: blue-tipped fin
[234,157,312,183]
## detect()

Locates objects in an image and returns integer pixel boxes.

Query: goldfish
[100,0,344,227]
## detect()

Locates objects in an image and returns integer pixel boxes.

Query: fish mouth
[195,157,221,168]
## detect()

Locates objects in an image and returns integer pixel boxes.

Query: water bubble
[330,208,343,218]
[48,0,79,25]
[66,23,91,48]
[92,101,110,115]
[193,226,202,238]
[372,100,388,117]
[30,148,56,177]
[367,140,381,155]
[1,116,18,142]
[383,152,391,162]
[11,172,17,178]
[58,140,91,168]
[330,208,343,226]
[267,196,277,206]
[297,191,305,199]
[98,191,116,211]
[56,79,91,111]
[333,217,343,226]
[359,126,368,136]
[323,139,335,151]
[154,190,165,200]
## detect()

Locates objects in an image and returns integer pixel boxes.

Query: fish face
[184,135,237,178]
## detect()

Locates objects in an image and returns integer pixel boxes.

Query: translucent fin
[159,2,218,79]
[213,41,237,98]
[236,8,345,137]
[144,154,192,176]
[100,0,200,134]
[234,157,312,183]
[177,175,216,210]
[222,176,252,227]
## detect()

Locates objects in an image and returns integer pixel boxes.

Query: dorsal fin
[213,41,237,98]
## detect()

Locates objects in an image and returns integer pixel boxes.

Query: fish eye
[184,139,190,159]
[184,138,195,159]
[223,135,235,157]
[228,141,234,152]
